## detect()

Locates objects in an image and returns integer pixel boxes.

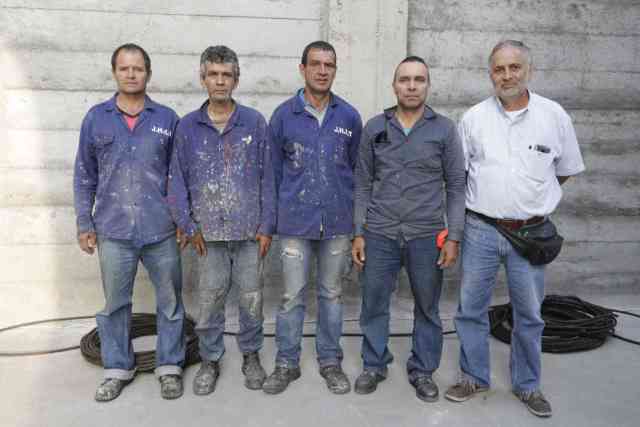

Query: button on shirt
[354,107,467,242]
[73,95,179,247]
[270,92,362,239]
[459,92,586,219]
[168,101,276,241]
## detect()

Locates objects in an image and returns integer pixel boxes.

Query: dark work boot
[242,352,267,390]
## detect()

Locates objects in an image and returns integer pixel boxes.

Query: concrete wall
[408,0,640,293]
[0,0,407,326]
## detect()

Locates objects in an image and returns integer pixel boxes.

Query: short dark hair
[200,45,240,80]
[394,55,430,84]
[111,43,151,73]
[301,40,336,66]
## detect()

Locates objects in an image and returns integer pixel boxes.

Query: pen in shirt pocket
[529,144,550,154]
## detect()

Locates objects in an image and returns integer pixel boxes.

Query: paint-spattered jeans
[275,236,351,368]
[196,240,263,362]
[359,230,443,381]
[96,236,185,380]
[454,212,545,393]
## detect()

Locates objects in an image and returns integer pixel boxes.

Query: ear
[146,69,152,83]
[298,63,306,79]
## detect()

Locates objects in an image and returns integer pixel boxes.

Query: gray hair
[488,40,532,67]
[200,45,240,80]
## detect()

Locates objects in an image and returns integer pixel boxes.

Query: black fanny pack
[474,212,564,265]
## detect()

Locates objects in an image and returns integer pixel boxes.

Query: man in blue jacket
[168,46,276,395]
[74,43,185,401]
[263,40,363,395]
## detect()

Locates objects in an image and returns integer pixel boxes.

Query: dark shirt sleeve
[442,121,467,242]
[353,126,374,236]
[168,122,199,237]
[258,115,276,235]
[349,111,363,170]
[73,113,98,235]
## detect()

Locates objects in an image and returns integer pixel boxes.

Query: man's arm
[73,113,98,254]
[257,115,275,258]
[348,112,363,171]
[352,126,375,269]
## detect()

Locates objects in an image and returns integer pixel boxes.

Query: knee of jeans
[280,290,304,313]
[99,299,132,317]
[318,280,342,302]
[240,289,263,320]
[281,245,303,262]
[199,287,227,314]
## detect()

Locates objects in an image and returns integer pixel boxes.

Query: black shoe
[514,390,552,417]
[354,370,386,394]
[262,366,301,395]
[193,360,220,396]
[159,374,183,400]
[411,375,439,402]
[242,352,267,390]
[319,365,351,394]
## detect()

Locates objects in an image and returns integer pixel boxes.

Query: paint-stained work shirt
[73,95,179,247]
[354,106,467,242]
[270,92,363,239]
[459,92,585,219]
[168,101,276,241]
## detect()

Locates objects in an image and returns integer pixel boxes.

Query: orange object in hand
[437,229,448,249]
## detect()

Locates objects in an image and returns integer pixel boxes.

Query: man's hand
[176,228,189,250]
[256,233,272,258]
[352,236,366,271]
[191,231,207,257]
[437,240,459,269]
[78,231,97,255]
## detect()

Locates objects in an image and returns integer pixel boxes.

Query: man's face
[201,62,238,104]
[393,61,430,110]
[489,46,531,101]
[112,50,149,96]
[299,48,337,95]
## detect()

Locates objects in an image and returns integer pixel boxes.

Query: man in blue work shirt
[263,40,363,395]
[168,46,276,395]
[74,43,186,402]
[352,56,466,401]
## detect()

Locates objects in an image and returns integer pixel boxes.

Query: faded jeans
[275,236,351,368]
[96,236,186,380]
[359,230,443,381]
[195,240,263,362]
[454,212,545,393]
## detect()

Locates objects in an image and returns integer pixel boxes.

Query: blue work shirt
[168,101,276,241]
[270,91,362,239]
[73,95,180,247]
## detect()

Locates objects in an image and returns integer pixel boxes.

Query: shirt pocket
[516,144,555,183]
[419,139,443,172]
[94,134,116,164]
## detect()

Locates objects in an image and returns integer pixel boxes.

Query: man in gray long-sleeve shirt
[351,56,466,402]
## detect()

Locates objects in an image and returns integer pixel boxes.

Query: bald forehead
[490,45,530,67]
[394,61,429,82]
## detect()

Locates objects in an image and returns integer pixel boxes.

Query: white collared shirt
[459,92,585,219]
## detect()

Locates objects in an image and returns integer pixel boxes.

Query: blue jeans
[454,212,545,393]
[275,236,351,368]
[359,230,443,381]
[96,236,186,380]
[195,240,263,361]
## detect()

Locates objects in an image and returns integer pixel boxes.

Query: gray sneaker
[319,365,351,394]
[514,390,552,417]
[193,360,220,396]
[262,366,301,395]
[94,378,133,402]
[242,352,267,390]
[159,374,183,400]
[445,381,489,402]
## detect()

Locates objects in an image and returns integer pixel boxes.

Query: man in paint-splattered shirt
[168,46,276,395]
[73,43,185,401]
[263,40,363,395]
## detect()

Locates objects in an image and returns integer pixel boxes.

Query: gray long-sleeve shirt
[354,106,466,241]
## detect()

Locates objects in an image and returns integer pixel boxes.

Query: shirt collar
[105,93,157,113]
[197,99,243,128]
[293,88,337,114]
[493,90,535,117]
[383,104,437,122]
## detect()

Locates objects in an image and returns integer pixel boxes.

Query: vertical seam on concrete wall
[320,0,331,40]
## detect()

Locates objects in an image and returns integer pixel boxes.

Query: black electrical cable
[489,294,640,353]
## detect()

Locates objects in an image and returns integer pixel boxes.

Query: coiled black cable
[80,313,201,372]
[489,294,640,353]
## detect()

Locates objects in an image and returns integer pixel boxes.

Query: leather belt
[469,210,544,231]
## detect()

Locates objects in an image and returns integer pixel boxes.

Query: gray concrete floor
[1,293,639,427]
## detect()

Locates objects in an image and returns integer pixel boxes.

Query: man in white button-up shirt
[444,40,585,418]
